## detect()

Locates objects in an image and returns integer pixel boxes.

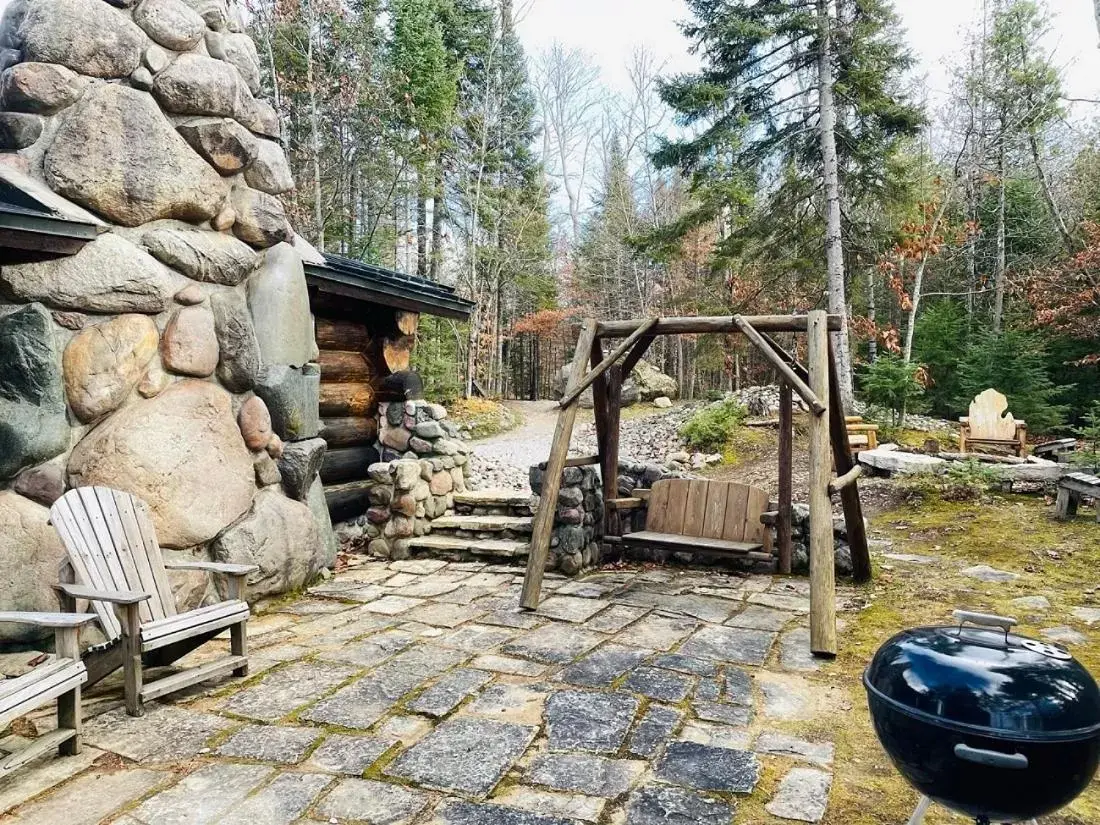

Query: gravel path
[467,401,564,490]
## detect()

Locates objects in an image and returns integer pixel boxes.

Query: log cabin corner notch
[303,253,474,522]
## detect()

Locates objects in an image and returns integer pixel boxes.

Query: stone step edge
[429,515,534,533]
[408,535,529,557]
[453,490,533,506]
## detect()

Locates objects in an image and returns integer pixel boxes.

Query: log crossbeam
[733,316,825,415]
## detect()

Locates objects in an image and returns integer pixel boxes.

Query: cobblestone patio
[0,559,854,824]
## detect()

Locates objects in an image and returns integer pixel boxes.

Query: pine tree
[650,0,921,404]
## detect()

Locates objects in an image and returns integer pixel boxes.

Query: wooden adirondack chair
[49,487,258,717]
[959,388,1027,456]
[0,612,96,775]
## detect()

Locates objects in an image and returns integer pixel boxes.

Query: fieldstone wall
[0,0,335,638]
[529,464,604,575]
[337,400,473,558]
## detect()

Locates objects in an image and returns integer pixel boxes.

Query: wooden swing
[518,311,872,658]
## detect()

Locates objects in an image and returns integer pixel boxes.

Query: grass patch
[449,398,522,440]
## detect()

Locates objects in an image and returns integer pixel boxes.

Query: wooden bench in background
[846,416,879,456]
[615,479,773,560]
[1055,472,1100,523]
[960,388,1027,457]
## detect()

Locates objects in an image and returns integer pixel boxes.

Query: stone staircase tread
[430,515,534,532]
[409,536,529,557]
[453,490,533,506]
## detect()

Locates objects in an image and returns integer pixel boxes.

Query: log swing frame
[518,311,872,658]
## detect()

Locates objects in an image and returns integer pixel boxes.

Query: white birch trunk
[816,0,853,405]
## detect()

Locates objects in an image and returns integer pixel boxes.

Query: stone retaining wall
[529,464,603,575]
[339,400,473,559]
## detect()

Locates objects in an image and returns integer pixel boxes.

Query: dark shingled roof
[304,253,474,320]
[0,178,99,262]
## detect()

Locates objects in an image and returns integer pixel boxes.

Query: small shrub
[680,399,747,452]
[449,398,521,440]
[1071,401,1100,470]
[704,389,726,402]
[858,355,925,427]
[897,460,1000,503]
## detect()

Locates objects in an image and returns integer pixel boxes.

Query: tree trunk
[993,140,1007,333]
[430,161,445,281]
[1029,132,1075,255]
[866,267,877,362]
[416,162,428,278]
[816,0,853,407]
[306,22,325,250]
[903,197,950,364]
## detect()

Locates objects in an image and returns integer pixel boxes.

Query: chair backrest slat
[50,495,122,640]
[107,489,171,621]
[700,483,728,539]
[76,488,131,598]
[646,482,671,533]
[122,493,176,618]
[94,488,162,623]
[682,480,709,536]
[661,480,690,534]
[721,484,750,541]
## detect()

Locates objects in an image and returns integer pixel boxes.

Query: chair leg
[117,603,144,717]
[231,619,248,678]
[54,627,81,756]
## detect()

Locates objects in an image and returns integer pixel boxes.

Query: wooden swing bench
[617,479,773,561]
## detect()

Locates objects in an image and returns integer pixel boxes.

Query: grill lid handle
[953,610,1018,647]
[954,743,1029,770]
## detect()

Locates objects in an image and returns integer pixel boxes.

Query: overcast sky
[515,0,1100,112]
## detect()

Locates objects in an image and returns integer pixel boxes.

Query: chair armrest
[164,562,259,576]
[53,583,151,605]
[0,611,99,628]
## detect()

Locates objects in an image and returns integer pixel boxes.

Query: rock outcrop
[143,224,257,285]
[17,0,146,79]
[248,243,313,367]
[63,314,159,422]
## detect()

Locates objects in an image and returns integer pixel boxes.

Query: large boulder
[152,53,243,118]
[0,111,42,150]
[858,446,947,476]
[0,62,85,114]
[211,489,325,599]
[632,359,679,401]
[278,437,326,501]
[63,314,159,423]
[307,477,338,570]
[17,0,146,79]
[180,0,229,31]
[555,364,640,409]
[253,364,320,441]
[206,31,261,95]
[248,243,313,368]
[243,139,294,195]
[161,304,219,377]
[0,233,182,313]
[210,290,261,392]
[0,304,69,481]
[230,187,292,248]
[67,380,255,549]
[143,224,257,285]
[45,84,228,227]
[0,492,68,643]
[176,117,258,175]
[133,0,206,52]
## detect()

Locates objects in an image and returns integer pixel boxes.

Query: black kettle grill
[864,610,1100,825]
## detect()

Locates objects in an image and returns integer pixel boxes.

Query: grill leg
[906,796,932,825]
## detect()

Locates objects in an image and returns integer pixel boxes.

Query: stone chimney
[0,0,334,640]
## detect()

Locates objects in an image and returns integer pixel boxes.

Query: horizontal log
[325,480,372,522]
[320,382,377,417]
[596,314,844,337]
[396,311,420,336]
[321,416,379,448]
[829,465,863,494]
[321,446,378,484]
[318,350,375,383]
[315,317,371,351]
[607,497,645,511]
[564,455,600,467]
[383,336,414,373]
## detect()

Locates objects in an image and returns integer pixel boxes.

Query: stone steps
[408,535,529,558]
[429,515,533,533]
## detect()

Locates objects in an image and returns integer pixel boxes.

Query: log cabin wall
[310,290,421,522]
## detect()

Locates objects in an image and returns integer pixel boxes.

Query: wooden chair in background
[50,487,257,717]
[959,388,1027,456]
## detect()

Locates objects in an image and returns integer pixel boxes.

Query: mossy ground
[449,398,523,440]
[806,494,1100,825]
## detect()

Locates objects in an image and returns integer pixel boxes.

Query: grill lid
[865,611,1100,741]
